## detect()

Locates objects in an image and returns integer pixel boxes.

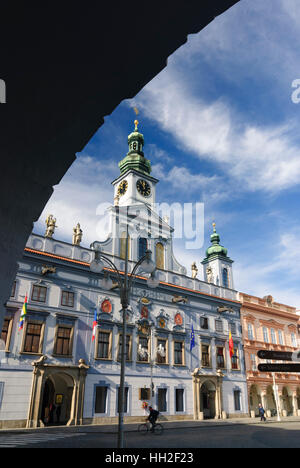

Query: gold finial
[212,222,216,232]
[134,119,139,131]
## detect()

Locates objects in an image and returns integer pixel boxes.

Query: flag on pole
[190,325,195,352]
[229,331,234,358]
[19,294,28,331]
[92,309,98,342]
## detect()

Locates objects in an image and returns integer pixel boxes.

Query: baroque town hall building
[0,122,248,429]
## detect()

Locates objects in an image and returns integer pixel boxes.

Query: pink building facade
[240,293,300,418]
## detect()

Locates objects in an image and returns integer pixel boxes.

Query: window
[230,322,237,335]
[201,344,210,367]
[215,320,223,333]
[250,353,257,371]
[278,330,284,345]
[200,317,209,330]
[263,327,269,343]
[234,390,241,411]
[156,338,167,364]
[139,388,151,401]
[61,291,75,308]
[138,336,149,362]
[157,388,167,412]
[117,334,131,361]
[23,322,43,354]
[120,232,131,260]
[270,328,277,344]
[97,331,112,359]
[31,285,47,303]
[138,238,148,259]
[216,346,225,369]
[291,333,297,348]
[95,386,108,414]
[247,323,254,340]
[174,341,184,365]
[117,387,129,413]
[1,318,12,349]
[156,243,165,270]
[223,268,229,288]
[54,326,73,356]
[231,347,239,370]
[175,389,184,412]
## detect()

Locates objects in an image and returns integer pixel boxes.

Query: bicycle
[138,420,164,435]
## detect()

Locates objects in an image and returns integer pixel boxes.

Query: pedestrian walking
[258,403,266,422]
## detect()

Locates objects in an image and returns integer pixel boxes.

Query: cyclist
[147,406,159,432]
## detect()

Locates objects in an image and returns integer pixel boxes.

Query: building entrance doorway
[27,358,89,429]
[41,373,74,426]
[200,381,216,419]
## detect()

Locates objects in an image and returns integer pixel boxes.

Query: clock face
[137,179,151,197]
[117,180,128,197]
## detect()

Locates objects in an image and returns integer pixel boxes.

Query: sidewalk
[1,415,300,435]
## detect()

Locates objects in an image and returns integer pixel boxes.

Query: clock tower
[112,120,159,207]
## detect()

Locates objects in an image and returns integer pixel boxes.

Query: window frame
[215,319,223,333]
[231,346,240,371]
[61,290,75,308]
[137,335,150,363]
[31,284,47,303]
[247,323,254,340]
[157,387,168,413]
[200,316,209,330]
[95,386,108,415]
[21,320,45,355]
[175,388,185,413]
[117,333,132,362]
[53,324,74,357]
[156,337,168,365]
[94,329,113,360]
[1,317,13,352]
[216,346,226,369]
[201,343,211,368]
[263,327,269,343]
[173,339,185,366]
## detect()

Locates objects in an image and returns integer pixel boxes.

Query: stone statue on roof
[45,215,57,239]
[72,223,83,246]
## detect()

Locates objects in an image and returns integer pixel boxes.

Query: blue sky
[35,0,300,308]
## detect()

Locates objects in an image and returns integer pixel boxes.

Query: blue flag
[190,325,195,351]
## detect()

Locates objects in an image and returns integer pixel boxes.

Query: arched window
[138,237,148,259]
[156,242,165,270]
[120,232,131,260]
[222,268,229,288]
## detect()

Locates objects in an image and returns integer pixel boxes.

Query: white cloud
[34,155,116,247]
[126,0,300,195]
[129,67,300,193]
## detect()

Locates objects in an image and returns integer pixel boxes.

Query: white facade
[0,124,248,428]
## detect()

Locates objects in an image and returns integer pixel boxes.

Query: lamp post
[272,372,281,422]
[90,221,158,449]
[138,323,166,407]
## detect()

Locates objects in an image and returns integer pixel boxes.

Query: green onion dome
[205,223,228,259]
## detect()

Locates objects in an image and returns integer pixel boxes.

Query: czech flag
[92,309,98,342]
[19,294,28,331]
[229,331,234,358]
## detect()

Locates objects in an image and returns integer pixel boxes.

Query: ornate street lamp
[90,225,157,448]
